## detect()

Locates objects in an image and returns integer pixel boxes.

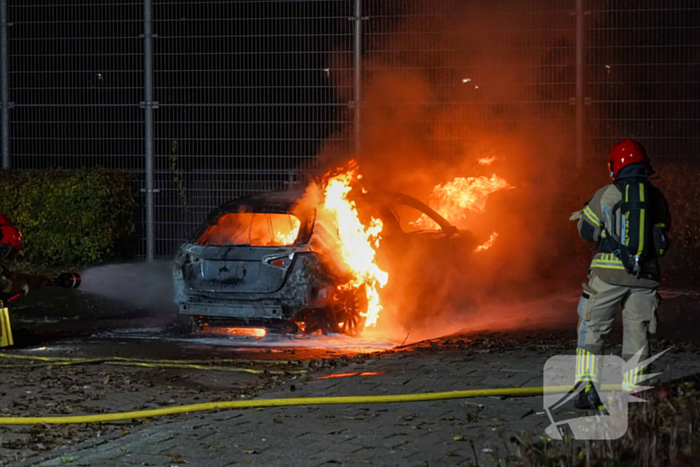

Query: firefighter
[0,214,29,299]
[571,139,670,409]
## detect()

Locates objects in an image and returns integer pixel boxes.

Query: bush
[653,164,700,287]
[0,168,138,267]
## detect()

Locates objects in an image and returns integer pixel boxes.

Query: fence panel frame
[3,0,698,259]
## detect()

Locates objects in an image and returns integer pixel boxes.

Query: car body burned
[173,188,476,336]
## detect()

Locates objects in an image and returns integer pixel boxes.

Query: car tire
[331,284,368,337]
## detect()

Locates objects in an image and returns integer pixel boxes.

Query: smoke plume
[320,0,580,340]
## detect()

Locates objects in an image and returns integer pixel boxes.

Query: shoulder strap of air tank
[612,178,626,193]
[608,180,625,241]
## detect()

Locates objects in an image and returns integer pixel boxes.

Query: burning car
[173,185,477,337]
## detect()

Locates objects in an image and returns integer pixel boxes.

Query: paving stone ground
[7,289,700,466]
[13,346,700,467]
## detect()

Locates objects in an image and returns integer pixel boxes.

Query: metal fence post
[1,0,9,170]
[575,0,585,168]
[144,0,155,261]
[353,0,362,157]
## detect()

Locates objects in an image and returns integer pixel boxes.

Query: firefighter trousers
[576,275,659,361]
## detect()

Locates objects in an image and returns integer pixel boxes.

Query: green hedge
[0,168,138,267]
[653,164,700,286]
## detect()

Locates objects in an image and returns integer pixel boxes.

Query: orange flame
[198,213,301,247]
[478,156,497,166]
[412,174,513,229]
[475,232,499,252]
[274,216,301,245]
[320,169,389,328]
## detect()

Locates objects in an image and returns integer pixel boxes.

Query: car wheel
[332,285,368,337]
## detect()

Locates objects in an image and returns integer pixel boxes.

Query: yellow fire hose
[0,353,624,426]
[0,352,306,375]
[0,385,623,425]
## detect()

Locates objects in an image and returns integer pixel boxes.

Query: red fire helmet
[608,139,649,180]
[0,214,22,259]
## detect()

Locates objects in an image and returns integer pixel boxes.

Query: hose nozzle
[50,273,81,289]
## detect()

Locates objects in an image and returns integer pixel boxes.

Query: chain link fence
[588,0,700,162]
[151,0,354,256]
[2,0,697,258]
[363,1,576,163]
